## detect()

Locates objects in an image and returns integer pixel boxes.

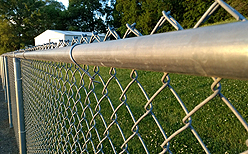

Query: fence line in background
[1,0,248,153]
[3,57,13,128]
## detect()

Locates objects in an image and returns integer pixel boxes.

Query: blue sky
[57,0,69,8]
[56,0,112,9]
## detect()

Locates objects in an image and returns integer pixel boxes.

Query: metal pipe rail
[3,21,248,80]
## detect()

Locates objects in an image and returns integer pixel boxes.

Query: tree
[65,0,111,33]
[112,0,248,36]
[0,0,65,53]
[113,0,186,35]
[39,1,66,31]
[0,0,45,48]
[0,0,116,53]
[0,19,18,54]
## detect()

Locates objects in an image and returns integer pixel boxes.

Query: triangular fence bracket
[194,0,247,28]
[71,36,79,46]
[57,39,70,47]
[89,32,102,43]
[151,11,183,35]
[123,23,143,39]
[80,34,89,44]
[104,26,121,41]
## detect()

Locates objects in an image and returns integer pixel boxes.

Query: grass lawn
[22,59,248,153]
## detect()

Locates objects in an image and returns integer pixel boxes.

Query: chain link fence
[1,0,248,153]
[7,57,19,144]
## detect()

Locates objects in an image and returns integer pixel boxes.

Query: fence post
[1,57,5,98]
[4,56,13,128]
[13,58,26,154]
[0,56,3,87]
[2,57,7,102]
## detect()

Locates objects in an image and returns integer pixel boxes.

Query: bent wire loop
[69,43,99,82]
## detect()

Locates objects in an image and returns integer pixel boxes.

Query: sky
[56,0,112,9]
[57,0,69,8]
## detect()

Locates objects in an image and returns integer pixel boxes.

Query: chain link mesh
[1,0,248,153]
[16,58,248,153]
[6,57,20,146]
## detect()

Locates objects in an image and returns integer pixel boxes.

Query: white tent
[34,30,105,46]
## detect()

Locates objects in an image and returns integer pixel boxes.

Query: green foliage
[0,19,18,54]
[65,0,110,32]
[0,0,65,53]
[0,0,114,53]
[112,0,248,36]
[39,1,66,30]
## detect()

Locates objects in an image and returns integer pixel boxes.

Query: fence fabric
[7,58,19,144]
[2,58,245,154]
[1,0,248,153]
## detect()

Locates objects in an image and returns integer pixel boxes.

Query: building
[34,30,105,46]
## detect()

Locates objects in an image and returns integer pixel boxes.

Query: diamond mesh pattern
[16,58,247,153]
[7,57,19,146]
[1,1,248,153]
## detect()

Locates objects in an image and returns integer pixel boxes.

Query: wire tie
[69,43,95,80]
[19,130,26,134]
[22,49,26,60]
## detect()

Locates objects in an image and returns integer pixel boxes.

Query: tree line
[0,0,247,54]
[113,0,248,35]
[0,0,114,54]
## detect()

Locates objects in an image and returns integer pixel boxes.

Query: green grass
[24,60,248,154]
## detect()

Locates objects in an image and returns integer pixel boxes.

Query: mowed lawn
[44,63,248,154]
[96,67,248,153]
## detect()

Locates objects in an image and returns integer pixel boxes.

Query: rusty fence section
[1,0,248,153]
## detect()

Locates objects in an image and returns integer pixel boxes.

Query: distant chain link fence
[1,0,248,153]
[7,57,20,144]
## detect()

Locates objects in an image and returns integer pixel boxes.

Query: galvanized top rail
[3,21,248,80]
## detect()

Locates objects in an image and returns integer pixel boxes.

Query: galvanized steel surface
[1,1,248,153]
[3,57,13,128]
[13,58,26,154]
[7,57,19,146]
